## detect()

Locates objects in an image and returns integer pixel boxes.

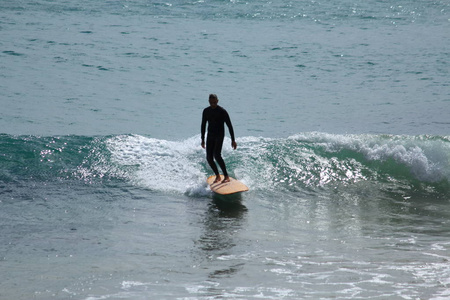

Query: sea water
[1,0,449,299]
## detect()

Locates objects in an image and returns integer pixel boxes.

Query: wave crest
[0,133,448,196]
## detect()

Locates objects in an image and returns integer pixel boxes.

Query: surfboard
[206,175,249,195]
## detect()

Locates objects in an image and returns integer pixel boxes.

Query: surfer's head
[209,94,218,109]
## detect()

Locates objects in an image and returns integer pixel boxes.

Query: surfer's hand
[232,141,237,150]
[201,141,205,149]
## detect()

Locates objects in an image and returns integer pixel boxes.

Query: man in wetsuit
[201,94,237,183]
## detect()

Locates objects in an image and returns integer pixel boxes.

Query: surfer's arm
[201,109,207,144]
[224,111,235,142]
[224,111,237,149]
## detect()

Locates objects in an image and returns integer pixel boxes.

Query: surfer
[201,94,237,184]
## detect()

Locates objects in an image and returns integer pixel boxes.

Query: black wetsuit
[201,105,235,177]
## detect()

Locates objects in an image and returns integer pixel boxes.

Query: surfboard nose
[207,175,249,195]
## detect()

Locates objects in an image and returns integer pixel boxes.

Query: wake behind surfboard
[207,175,249,195]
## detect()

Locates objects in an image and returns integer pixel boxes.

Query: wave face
[237,133,450,197]
[0,133,449,197]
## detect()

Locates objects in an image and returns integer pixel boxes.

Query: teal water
[1,133,449,299]
[1,0,449,137]
[1,0,450,299]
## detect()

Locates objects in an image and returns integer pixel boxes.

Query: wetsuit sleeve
[224,110,235,142]
[201,109,207,142]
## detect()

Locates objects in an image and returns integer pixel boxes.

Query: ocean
[1,0,449,299]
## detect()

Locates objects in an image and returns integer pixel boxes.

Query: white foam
[105,134,207,194]
[290,132,450,183]
[121,280,146,289]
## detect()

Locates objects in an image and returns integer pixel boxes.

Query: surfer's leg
[213,137,229,179]
[206,137,220,177]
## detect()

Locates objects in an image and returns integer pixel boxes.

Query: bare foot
[213,175,222,183]
[221,176,230,183]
